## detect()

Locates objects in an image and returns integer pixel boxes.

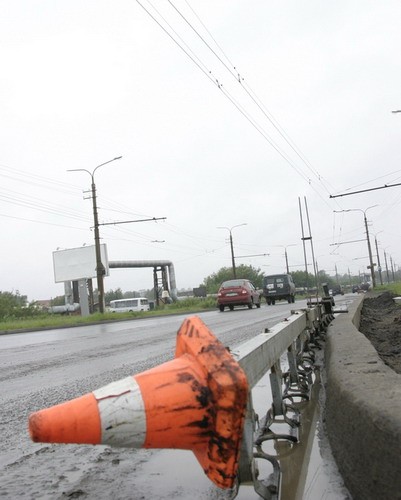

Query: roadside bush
[158,296,216,310]
[375,283,401,295]
[0,291,43,321]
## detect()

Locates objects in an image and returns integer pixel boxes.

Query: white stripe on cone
[93,376,146,447]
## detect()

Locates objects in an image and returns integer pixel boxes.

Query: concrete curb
[325,294,401,500]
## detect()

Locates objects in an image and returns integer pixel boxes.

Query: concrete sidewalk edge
[324,294,401,500]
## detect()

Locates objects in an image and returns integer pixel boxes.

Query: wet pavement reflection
[239,360,351,500]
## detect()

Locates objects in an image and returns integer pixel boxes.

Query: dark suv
[263,274,296,305]
[332,285,344,296]
[217,279,261,312]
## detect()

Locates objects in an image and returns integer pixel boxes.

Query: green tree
[318,270,336,288]
[290,269,336,290]
[104,288,123,305]
[0,290,40,320]
[51,295,65,306]
[289,270,312,289]
[202,265,264,294]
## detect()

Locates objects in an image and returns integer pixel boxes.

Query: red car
[217,279,261,312]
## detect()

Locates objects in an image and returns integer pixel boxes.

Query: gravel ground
[358,291,401,374]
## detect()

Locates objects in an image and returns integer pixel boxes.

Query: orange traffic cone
[29,316,249,489]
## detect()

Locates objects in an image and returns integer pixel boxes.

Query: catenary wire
[139,0,343,211]
[138,0,317,187]
[168,0,341,199]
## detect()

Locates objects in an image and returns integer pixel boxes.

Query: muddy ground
[358,291,401,374]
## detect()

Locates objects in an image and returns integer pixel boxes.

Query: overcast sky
[2,0,401,301]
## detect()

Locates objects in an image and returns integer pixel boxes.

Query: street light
[216,223,247,278]
[334,205,378,287]
[68,156,122,313]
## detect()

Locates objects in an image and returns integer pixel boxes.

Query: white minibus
[109,298,150,313]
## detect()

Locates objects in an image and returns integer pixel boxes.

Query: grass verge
[372,283,401,295]
[0,297,218,333]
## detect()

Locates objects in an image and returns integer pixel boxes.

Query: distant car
[217,279,261,312]
[331,285,344,296]
[352,285,360,293]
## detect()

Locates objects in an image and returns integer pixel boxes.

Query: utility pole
[284,245,296,274]
[299,197,319,294]
[333,206,377,288]
[68,156,122,313]
[217,224,247,279]
[375,235,383,285]
[91,175,105,312]
[285,248,290,274]
[384,250,390,283]
[229,231,236,278]
[390,256,395,281]
[363,211,376,288]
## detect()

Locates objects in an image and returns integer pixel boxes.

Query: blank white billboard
[53,244,109,283]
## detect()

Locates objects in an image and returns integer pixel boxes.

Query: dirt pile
[359,291,401,374]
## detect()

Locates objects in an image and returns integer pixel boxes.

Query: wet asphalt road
[1,303,300,499]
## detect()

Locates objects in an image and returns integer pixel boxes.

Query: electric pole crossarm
[98,217,167,227]
[329,239,366,246]
[329,181,401,198]
[235,253,269,258]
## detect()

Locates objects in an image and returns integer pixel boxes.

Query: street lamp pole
[285,248,290,274]
[334,205,378,287]
[271,244,296,274]
[217,223,247,279]
[374,232,383,286]
[283,244,296,274]
[390,256,395,281]
[68,156,122,313]
[384,250,390,283]
[363,209,377,288]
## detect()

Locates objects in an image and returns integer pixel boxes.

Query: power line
[0,188,92,223]
[0,163,81,195]
[168,1,337,195]
[0,212,89,231]
[137,0,314,185]
[135,0,217,87]
[138,1,342,211]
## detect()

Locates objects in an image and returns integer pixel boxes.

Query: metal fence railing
[28,304,333,499]
[232,304,331,499]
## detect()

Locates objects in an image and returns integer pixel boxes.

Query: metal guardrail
[28,304,334,499]
[232,304,332,499]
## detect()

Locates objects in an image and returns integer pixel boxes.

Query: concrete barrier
[325,294,401,500]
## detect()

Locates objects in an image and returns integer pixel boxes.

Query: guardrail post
[287,341,299,385]
[238,396,257,484]
[270,361,284,417]
[236,306,331,498]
